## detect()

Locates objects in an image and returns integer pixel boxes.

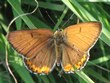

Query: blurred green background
[0,0,110,83]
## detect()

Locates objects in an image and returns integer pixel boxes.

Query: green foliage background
[0,0,110,83]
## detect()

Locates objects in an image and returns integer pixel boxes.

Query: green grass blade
[85,68,110,83]
[75,71,94,83]
[87,55,110,66]
[48,74,56,83]
[7,0,36,29]
[12,0,22,30]
[54,7,69,30]
[40,75,51,83]
[22,0,65,11]
[0,14,8,32]
[29,15,50,29]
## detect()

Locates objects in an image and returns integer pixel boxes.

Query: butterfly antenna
[88,61,110,73]
[7,0,39,33]
[38,8,44,18]
[45,11,56,25]
[61,13,74,29]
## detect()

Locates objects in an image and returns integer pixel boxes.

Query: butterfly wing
[8,29,53,58]
[62,22,102,72]
[64,22,102,52]
[24,40,56,74]
[8,29,56,74]
[61,43,88,72]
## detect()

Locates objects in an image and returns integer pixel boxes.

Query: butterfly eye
[59,29,62,31]
[56,29,62,32]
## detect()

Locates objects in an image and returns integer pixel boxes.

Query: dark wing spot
[79,27,82,32]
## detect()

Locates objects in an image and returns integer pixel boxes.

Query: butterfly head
[54,28,63,35]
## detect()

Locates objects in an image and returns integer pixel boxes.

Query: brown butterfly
[8,22,102,74]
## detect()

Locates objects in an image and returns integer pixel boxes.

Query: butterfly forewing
[8,29,53,58]
[64,22,102,52]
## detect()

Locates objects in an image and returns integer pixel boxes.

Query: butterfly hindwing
[61,43,88,73]
[24,40,56,74]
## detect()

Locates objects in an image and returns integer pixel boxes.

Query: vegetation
[0,0,110,83]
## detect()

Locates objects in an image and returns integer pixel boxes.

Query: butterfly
[8,22,102,74]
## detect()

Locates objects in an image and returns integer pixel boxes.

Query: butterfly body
[8,22,102,74]
[53,29,65,66]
